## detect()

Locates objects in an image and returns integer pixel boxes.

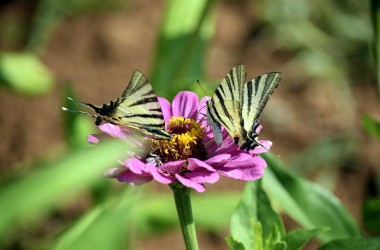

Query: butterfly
[62,70,172,140]
[206,64,281,151]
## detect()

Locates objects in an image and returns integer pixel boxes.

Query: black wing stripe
[122,72,149,97]
[226,75,234,101]
[128,97,159,107]
[121,113,164,119]
[130,123,166,128]
[254,73,280,120]
[246,80,253,114]
[214,89,234,130]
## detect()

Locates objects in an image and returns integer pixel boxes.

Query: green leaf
[230,181,285,249]
[265,224,287,250]
[318,236,380,250]
[283,228,328,250]
[54,189,136,250]
[0,139,128,242]
[0,52,53,96]
[133,192,239,236]
[150,0,215,99]
[262,153,361,242]
[225,236,245,250]
[362,114,380,139]
[363,198,380,235]
[61,83,96,149]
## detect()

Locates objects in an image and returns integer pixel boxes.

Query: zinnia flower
[89,91,271,192]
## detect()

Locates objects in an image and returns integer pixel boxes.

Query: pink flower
[89,91,271,192]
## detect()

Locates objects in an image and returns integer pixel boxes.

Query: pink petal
[175,174,206,192]
[250,140,272,154]
[224,155,267,169]
[158,97,172,126]
[187,158,215,172]
[219,167,264,181]
[87,134,100,144]
[229,152,253,162]
[98,123,128,139]
[205,154,231,165]
[121,158,147,174]
[184,171,219,184]
[172,91,199,119]
[145,163,174,184]
[116,169,153,186]
[159,160,187,175]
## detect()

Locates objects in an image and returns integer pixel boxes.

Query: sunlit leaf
[0,139,128,242]
[225,236,245,250]
[362,114,380,139]
[283,228,328,250]
[317,236,380,250]
[150,0,215,99]
[0,52,53,96]
[262,153,361,242]
[230,181,285,249]
[54,189,136,250]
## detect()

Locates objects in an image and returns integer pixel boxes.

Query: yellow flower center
[151,117,206,163]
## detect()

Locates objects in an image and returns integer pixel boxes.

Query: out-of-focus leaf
[262,153,361,242]
[264,223,286,250]
[225,236,245,250]
[150,0,215,99]
[283,228,328,250]
[54,189,136,250]
[289,137,357,175]
[317,236,380,250]
[371,0,380,96]
[363,198,380,235]
[362,114,380,139]
[0,139,128,243]
[0,52,53,96]
[230,181,285,249]
[27,0,122,52]
[133,192,239,236]
[61,83,96,149]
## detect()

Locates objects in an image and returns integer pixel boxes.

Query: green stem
[171,184,199,250]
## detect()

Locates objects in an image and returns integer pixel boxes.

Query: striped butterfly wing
[111,70,172,140]
[240,72,281,150]
[207,64,246,145]
[63,70,171,140]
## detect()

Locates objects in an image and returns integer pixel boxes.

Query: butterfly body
[207,65,281,151]
[63,70,172,140]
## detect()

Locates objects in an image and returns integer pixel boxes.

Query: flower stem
[171,184,199,250]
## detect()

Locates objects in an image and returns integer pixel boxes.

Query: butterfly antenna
[66,97,100,112]
[61,107,98,119]
[196,80,210,97]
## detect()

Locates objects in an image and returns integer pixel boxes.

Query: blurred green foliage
[258,0,372,86]
[0,52,53,96]
[362,114,380,139]
[150,0,215,99]
[229,180,327,250]
[0,0,379,249]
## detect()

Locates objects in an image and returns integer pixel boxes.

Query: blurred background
[0,0,379,249]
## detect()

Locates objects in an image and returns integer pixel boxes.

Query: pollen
[151,117,207,163]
